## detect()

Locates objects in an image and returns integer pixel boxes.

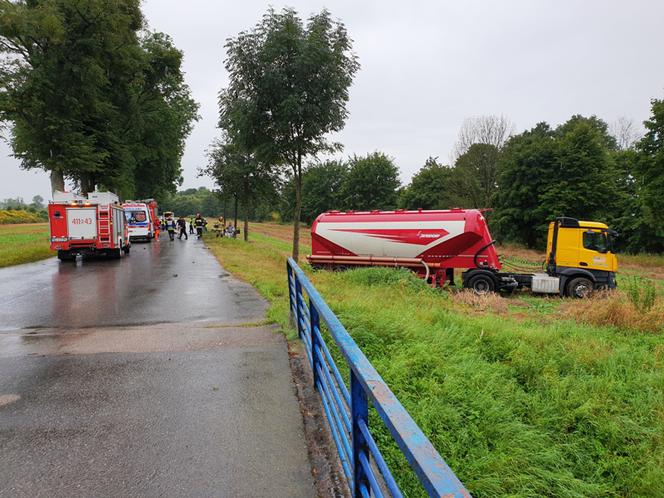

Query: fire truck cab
[49,191,130,261]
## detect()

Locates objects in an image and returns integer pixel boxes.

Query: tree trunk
[50,170,65,194]
[243,180,249,242]
[292,153,303,261]
[80,175,95,196]
[233,195,238,232]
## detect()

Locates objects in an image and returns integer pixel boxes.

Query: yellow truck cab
[546,217,618,297]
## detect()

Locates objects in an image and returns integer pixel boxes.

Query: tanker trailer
[307,210,618,297]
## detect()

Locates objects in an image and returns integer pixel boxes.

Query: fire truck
[49,191,130,261]
[307,209,618,298]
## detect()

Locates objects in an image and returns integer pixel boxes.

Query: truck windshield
[583,230,609,253]
[125,211,147,223]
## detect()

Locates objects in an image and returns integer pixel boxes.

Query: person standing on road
[165,216,176,241]
[177,216,188,240]
[194,213,207,239]
[189,216,195,235]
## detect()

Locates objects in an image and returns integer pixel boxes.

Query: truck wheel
[57,250,73,261]
[467,273,496,295]
[566,277,593,298]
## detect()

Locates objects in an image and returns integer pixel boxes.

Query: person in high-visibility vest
[194,213,207,239]
[189,216,195,235]
[165,216,176,241]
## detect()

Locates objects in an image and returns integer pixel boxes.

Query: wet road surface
[0,237,265,329]
[0,238,314,497]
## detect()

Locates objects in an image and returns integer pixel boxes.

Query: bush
[0,209,47,224]
[625,276,657,313]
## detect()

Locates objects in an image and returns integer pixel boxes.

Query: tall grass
[205,226,664,497]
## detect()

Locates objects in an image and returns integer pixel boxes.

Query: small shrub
[625,276,657,313]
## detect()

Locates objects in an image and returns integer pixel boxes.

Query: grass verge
[205,224,664,498]
[0,223,52,268]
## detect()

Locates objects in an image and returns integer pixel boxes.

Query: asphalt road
[0,237,314,498]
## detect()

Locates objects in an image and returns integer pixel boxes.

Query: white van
[123,202,154,242]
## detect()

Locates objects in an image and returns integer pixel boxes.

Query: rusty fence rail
[287,258,471,498]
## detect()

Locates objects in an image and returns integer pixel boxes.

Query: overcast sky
[1,0,663,202]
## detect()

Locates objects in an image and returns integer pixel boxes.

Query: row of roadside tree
[0,0,199,202]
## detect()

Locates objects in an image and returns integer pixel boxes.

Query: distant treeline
[0,196,47,224]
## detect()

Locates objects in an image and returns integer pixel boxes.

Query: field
[205,222,664,498]
[0,223,52,268]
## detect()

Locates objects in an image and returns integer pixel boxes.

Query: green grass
[0,223,52,267]
[205,229,664,498]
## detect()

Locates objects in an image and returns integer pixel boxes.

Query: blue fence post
[287,262,295,326]
[295,277,303,339]
[351,370,369,497]
[310,302,320,389]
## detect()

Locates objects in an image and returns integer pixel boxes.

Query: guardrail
[287,258,471,498]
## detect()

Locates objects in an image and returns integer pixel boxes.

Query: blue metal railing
[287,258,471,498]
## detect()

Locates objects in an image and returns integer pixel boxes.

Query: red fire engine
[49,191,130,261]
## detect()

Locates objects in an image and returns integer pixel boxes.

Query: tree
[538,119,618,223]
[452,115,514,160]
[452,143,501,208]
[610,117,641,150]
[220,8,359,260]
[0,0,145,195]
[131,32,199,202]
[204,137,276,241]
[492,123,557,247]
[633,98,664,251]
[30,195,44,209]
[342,152,400,210]
[299,161,348,224]
[493,117,620,248]
[555,114,618,151]
[399,157,464,209]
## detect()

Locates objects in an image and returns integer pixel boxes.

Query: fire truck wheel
[566,277,593,298]
[57,250,74,262]
[466,272,496,295]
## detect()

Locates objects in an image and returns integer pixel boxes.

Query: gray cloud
[1,0,662,201]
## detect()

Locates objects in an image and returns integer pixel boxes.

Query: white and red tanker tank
[307,209,501,285]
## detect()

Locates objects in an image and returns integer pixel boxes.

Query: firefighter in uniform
[176,216,188,240]
[194,213,207,239]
